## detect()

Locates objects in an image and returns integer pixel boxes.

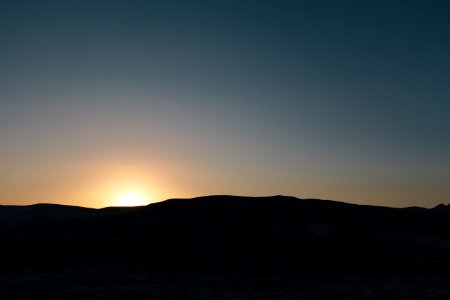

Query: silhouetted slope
[4,195,450,240]
[3,196,450,299]
[0,203,96,228]
[0,203,137,229]
[3,195,450,277]
[53,195,450,240]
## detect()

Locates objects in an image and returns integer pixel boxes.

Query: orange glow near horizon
[80,163,170,208]
[101,179,161,208]
[114,192,149,206]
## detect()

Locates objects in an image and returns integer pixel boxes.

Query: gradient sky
[1,0,449,208]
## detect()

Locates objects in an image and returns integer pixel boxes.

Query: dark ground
[2,195,450,299]
[2,259,450,299]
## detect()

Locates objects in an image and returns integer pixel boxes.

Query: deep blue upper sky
[1,0,449,207]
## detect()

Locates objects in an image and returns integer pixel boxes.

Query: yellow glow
[66,163,173,208]
[114,192,149,207]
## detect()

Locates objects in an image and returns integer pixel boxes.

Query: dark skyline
[1,0,449,207]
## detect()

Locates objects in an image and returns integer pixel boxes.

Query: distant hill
[0,196,450,275]
[3,195,450,240]
[0,203,137,228]
[3,195,450,298]
[3,196,450,262]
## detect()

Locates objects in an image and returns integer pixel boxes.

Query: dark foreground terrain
[2,195,450,299]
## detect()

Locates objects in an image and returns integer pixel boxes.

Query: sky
[1,0,449,208]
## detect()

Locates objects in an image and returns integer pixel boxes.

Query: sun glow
[114,193,149,207]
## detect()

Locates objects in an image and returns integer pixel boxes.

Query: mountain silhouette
[3,196,450,299]
[0,203,137,229]
[4,196,450,260]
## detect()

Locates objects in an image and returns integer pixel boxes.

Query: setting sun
[114,193,149,207]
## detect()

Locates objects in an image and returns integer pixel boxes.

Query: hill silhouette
[2,195,450,298]
[0,203,137,228]
[4,196,450,263]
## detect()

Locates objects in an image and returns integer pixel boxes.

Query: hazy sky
[1,0,449,208]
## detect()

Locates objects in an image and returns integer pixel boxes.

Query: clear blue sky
[1,0,449,207]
